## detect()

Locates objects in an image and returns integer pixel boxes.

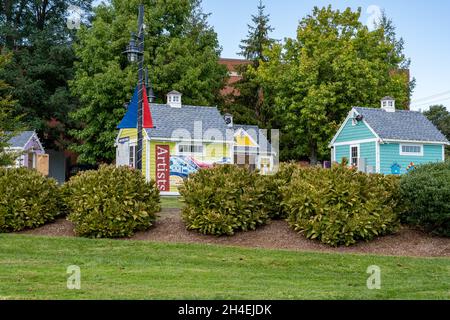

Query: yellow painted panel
[235,132,257,147]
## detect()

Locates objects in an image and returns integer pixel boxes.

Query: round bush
[259,162,299,219]
[180,165,270,236]
[64,165,160,238]
[400,161,450,236]
[282,165,401,247]
[0,167,61,232]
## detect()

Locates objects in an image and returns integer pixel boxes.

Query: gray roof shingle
[7,131,35,148]
[145,104,231,141]
[354,107,449,143]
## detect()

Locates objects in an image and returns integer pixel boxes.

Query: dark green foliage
[282,165,401,246]
[399,161,450,236]
[64,165,160,238]
[180,165,270,236]
[0,0,93,150]
[258,162,298,219]
[0,168,62,232]
[70,0,227,164]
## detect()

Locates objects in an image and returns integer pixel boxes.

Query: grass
[0,234,449,300]
[160,196,182,209]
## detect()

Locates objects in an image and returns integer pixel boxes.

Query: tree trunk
[309,140,318,166]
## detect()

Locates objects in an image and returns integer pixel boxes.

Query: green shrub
[64,165,160,238]
[0,167,61,232]
[399,161,450,236]
[259,162,299,219]
[180,165,269,236]
[282,165,401,247]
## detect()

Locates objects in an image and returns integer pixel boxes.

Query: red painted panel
[155,145,170,192]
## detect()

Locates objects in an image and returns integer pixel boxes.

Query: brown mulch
[17,208,450,258]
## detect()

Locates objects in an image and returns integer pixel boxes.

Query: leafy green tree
[224,0,276,126]
[0,53,23,166]
[255,6,412,163]
[70,0,227,164]
[424,105,450,157]
[0,0,93,150]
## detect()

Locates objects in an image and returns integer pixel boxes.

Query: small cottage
[6,131,49,174]
[115,87,275,195]
[329,97,449,174]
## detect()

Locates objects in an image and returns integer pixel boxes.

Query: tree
[255,6,412,163]
[0,0,93,150]
[70,0,228,164]
[0,53,23,166]
[424,105,450,158]
[223,0,276,126]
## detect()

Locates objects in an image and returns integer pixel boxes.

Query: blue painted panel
[334,118,375,143]
[380,143,444,175]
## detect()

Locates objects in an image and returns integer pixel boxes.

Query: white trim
[176,142,206,157]
[384,139,449,146]
[399,144,424,156]
[375,141,380,173]
[349,144,360,167]
[332,138,378,147]
[332,146,336,162]
[151,137,234,144]
[443,145,446,161]
[329,109,382,147]
[146,139,150,182]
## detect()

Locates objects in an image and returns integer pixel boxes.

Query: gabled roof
[353,107,449,144]
[7,131,36,148]
[233,124,275,154]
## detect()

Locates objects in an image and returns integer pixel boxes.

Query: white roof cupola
[167,90,182,108]
[381,96,395,112]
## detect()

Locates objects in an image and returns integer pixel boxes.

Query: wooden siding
[334,118,375,143]
[380,143,444,174]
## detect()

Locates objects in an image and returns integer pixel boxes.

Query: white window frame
[177,143,204,156]
[399,144,423,156]
[129,144,137,168]
[350,144,359,168]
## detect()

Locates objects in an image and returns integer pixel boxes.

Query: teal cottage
[329,97,449,175]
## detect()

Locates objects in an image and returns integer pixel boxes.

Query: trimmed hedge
[64,165,160,238]
[0,167,61,232]
[400,161,450,236]
[180,165,270,235]
[282,165,401,247]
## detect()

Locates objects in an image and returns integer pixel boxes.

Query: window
[173,95,179,102]
[129,145,137,167]
[400,144,423,156]
[178,144,203,155]
[350,145,359,167]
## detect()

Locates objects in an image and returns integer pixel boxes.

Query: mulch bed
[17,208,450,258]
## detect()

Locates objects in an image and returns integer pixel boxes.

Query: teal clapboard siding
[334,142,376,171]
[334,118,376,143]
[360,142,377,171]
[335,145,350,163]
[380,143,444,175]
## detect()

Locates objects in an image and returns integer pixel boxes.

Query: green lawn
[0,234,448,300]
[160,196,183,209]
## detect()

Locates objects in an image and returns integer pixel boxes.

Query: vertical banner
[155,145,170,192]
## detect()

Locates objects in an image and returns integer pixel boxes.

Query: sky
[201,0,450,111]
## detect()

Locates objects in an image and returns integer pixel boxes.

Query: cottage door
[116,141,130,166]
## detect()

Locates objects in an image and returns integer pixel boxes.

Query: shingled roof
[141,104,231,141]
[7,131,35,148]
[354,107,449,143]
